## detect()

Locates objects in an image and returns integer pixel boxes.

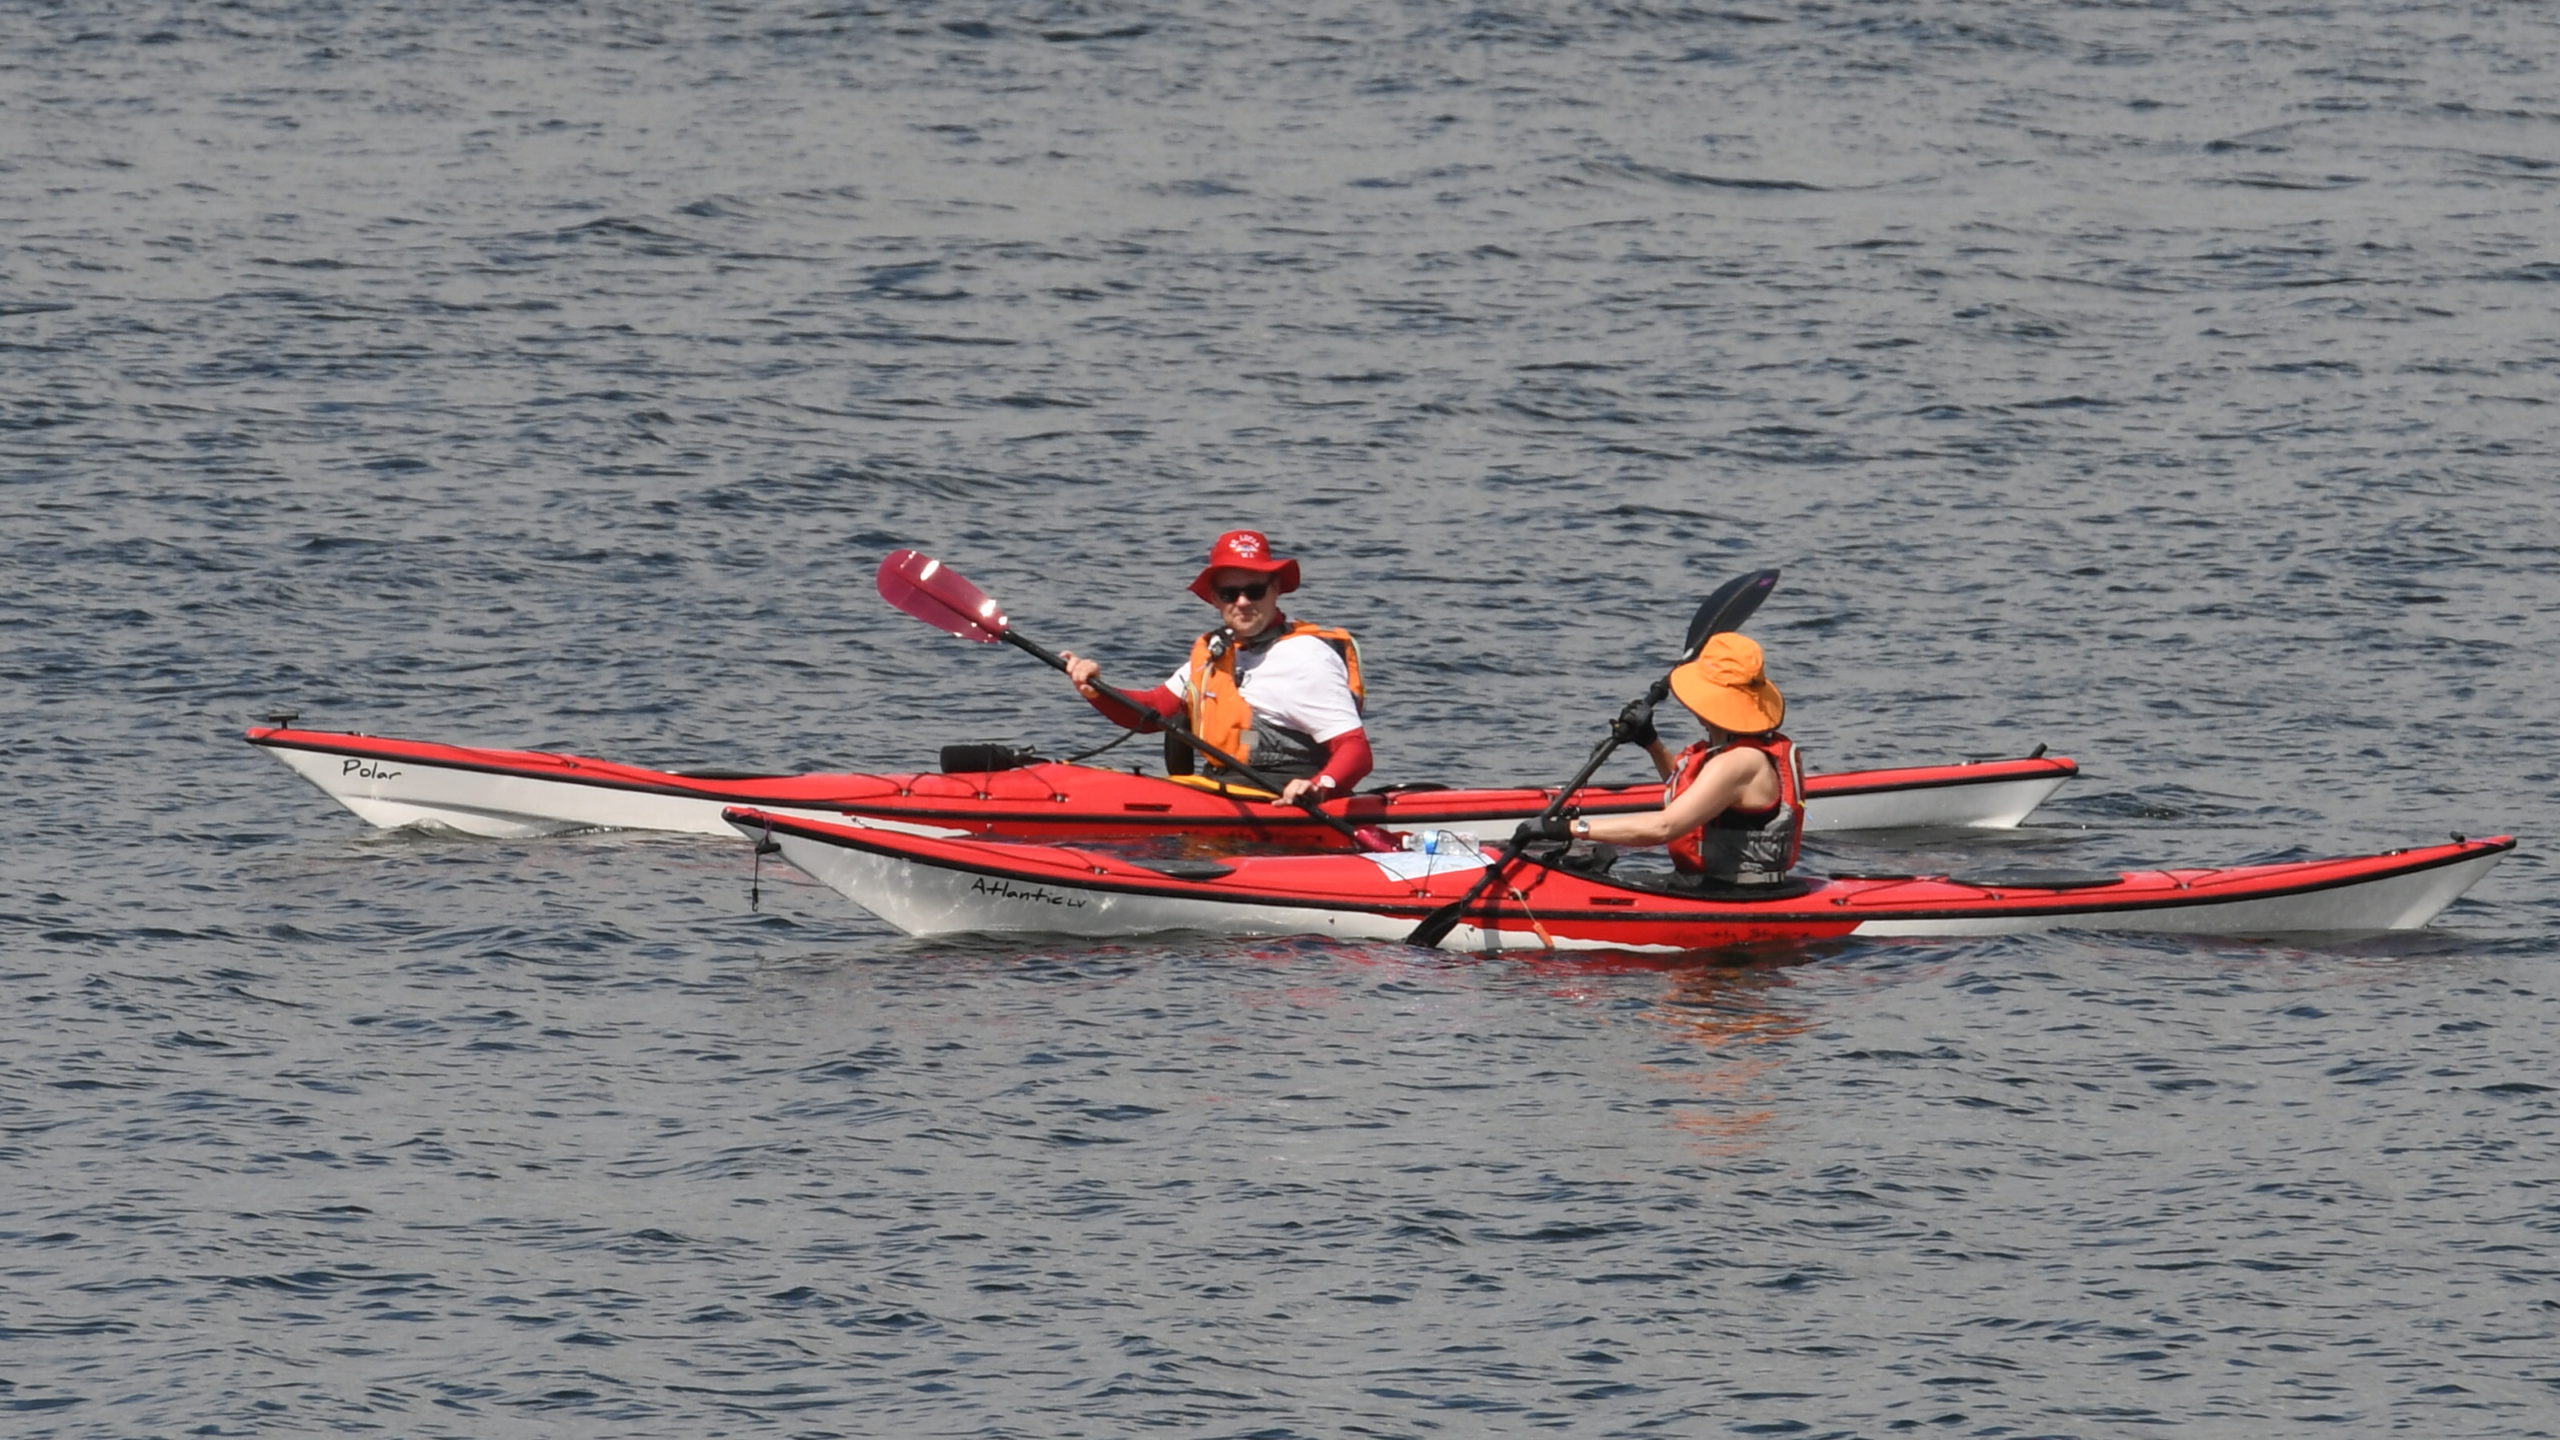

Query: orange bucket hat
[1667,633,1785,733]
[1187,529,1302,605]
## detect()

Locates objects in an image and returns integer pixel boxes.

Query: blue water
[5,4,2556,1436]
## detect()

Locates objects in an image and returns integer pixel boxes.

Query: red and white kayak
[245,723,2077,842]
[728,806,2512,950]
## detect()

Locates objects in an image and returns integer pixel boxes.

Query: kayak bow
[245,724,2078,842]
[727,807,2513,950]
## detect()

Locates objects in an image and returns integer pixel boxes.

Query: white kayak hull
[253,740,963,839]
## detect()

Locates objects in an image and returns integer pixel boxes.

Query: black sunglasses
[1215,582,1271,603]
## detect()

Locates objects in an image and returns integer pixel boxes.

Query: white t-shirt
[1164,632,1364,744]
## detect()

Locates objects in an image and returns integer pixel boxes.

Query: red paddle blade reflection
[876,549,1009,643]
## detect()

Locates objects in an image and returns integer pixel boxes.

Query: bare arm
[1580,748,1773,847]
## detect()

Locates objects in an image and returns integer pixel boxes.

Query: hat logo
[1190,530,1301,605]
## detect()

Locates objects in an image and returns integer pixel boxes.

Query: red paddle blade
[877,549,1010,643]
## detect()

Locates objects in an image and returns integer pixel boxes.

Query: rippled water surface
[6,4,2557,1436]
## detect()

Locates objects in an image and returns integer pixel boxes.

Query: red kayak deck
[729,805,2515,949]
[245,724,2078,842]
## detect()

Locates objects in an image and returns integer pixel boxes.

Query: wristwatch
[1572,817,1591,840]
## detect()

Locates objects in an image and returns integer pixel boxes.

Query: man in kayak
[1519,633,1804,885]
[1059,530,1372,808]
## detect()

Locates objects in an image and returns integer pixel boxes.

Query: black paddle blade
[1406,909,1466,949]
[877,549,1010,644]
[1404,837,1530,948]
[1405,873,1484,948]
[1681,568,1780,661]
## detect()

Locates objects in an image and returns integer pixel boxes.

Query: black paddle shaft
[1405,566,1781,950]
[1000,630,1374,846]
[1402,684,1659,950]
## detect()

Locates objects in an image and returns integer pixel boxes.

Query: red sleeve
[1316,727,1373,792]
[1084,683,1181,733]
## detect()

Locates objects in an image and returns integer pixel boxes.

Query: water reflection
[1512,946,1848,1154]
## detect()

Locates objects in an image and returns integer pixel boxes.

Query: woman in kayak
[1521,633,1804,886]
[1060,530,1372,807]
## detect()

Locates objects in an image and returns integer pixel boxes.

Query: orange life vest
[1664,731,1804,884]
[1182,619,1365,782]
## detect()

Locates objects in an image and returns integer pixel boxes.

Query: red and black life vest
[1663,731,1804,884]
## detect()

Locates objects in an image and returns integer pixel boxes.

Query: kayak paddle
[1404,567,1780,949]
[876,549,1400,853]
[1680,568,1779,664]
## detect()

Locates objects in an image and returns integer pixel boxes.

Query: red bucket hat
[1188,529,1302,605]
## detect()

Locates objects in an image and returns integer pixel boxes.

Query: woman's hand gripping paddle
[1402,567,1781,950]
[876,549,1401,853]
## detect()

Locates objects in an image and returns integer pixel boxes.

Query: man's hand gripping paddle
[876,549,1401,853]
[1403,568,1781,950]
